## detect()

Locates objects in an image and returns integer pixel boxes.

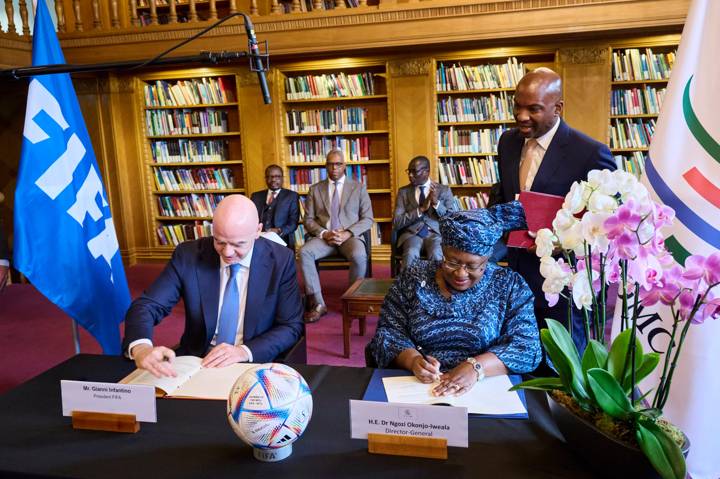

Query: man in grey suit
[393,155,457,271]
[299,149,374,323]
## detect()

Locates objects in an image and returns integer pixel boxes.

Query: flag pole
[71,320,80,355]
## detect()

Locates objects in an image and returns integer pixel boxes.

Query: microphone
[240,14,272,105]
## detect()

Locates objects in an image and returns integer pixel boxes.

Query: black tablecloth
[0,354,597,478]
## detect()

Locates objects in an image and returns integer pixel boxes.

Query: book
[119,356,257,400]
[507,190,564,249]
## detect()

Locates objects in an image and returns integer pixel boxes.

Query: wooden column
[91,0,102,29]
[558,46,612,144]
[209,0,217,20]
[110,0,120,27]
[19,0,29,36]
[72,0,83,31]
[250,0,258,15]
[229,0,237,14]
[129,0,139,27]
[55,0,66,32]
[5,0,15,35]
[168,0,177,23]
[188,0,197,22]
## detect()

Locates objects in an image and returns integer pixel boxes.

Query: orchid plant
[513,169,720,479]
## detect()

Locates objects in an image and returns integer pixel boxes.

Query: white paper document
[381,375,526,416]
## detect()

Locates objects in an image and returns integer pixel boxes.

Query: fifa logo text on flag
[24,79,120,277]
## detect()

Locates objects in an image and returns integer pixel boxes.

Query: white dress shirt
[128,245,255,361]
[521,117,561,191]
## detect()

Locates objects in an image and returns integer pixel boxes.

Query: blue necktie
[417,185,429,238]
[216,263,241,345]
[330,181,341,230]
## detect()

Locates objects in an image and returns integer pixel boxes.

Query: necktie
[267,190,277,205]
[417,185,429,238]
[519,139,539,191]
[216,263,241,346]
[330,181,341,230]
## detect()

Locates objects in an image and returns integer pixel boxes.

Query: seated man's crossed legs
[299,236,367,323]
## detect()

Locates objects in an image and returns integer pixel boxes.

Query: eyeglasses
[405,168,429,176]
[442,257,487,273]
[327,162,345,169]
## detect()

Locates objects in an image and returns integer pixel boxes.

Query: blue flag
[13,0,130,355]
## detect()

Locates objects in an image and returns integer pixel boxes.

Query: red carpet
[0,263,389,394]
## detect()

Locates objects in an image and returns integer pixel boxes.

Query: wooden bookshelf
[277,62,393,257]
[433,52,556,209]
[608,43,677,177]
[138,71,246,249]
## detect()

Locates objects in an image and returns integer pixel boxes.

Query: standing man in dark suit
[393,155,457,271]
[490,68,616,355]
[123,194,303,378]
[299,149,374,323]
[250,164,300,249]
[0,216,9,293]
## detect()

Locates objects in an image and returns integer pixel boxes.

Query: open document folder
[363,369,528,418]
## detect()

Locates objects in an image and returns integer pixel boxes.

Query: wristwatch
[466,357,485,382]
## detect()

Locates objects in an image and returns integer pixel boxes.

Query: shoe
[304,304,327,323]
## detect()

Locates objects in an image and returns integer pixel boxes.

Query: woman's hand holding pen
[411,350,441,383]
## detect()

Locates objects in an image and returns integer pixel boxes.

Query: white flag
[612,1,720,477]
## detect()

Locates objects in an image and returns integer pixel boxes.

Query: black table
[0,355,597,478]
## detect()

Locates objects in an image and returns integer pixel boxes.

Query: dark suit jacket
[0,219,8,261]
[250,188,300,249]
[490,120,616,344]
[393,182,456,247]
[122,237,304,363]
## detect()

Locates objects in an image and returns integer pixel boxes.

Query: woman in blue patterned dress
[367,202,541,397]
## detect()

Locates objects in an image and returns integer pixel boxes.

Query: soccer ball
[227,363,313,462]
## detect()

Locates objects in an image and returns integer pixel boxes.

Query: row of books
[437,126,505,154]
[609,118,656,149]
[143,77,234,107]
[288,137,372,163]
[286,107,368,134]
[437,93,515,123]
[156,193,226,217]
[611,86,666,116]
[152,167,235,192]
[611,48,675,82]
[436,58,525,91]
[453,193,490,211]
[150,139,230,163]
[285,72,376,100]
[287,165,368,192]
[156,221,213,247]
[437,158,499,186]
[614,152,646,178]
[145,109,229,136]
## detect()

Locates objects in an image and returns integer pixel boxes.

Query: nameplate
[61,380,157,422]
[349,400,468,447]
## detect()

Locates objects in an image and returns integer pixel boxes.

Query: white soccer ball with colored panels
[227,363,313,462]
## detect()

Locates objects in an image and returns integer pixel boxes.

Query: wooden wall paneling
[387,56,434,194]
[236,67,277,196]
[558,45,612,144]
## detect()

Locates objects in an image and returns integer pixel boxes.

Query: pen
[416,345,429,361]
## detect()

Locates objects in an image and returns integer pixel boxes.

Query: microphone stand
[0,12,269,81]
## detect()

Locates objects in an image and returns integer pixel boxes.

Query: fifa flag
[13,0,130,355]
[612,0,720,477]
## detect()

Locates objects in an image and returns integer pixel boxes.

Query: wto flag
[612,0,720,477]
[14,0,130,354]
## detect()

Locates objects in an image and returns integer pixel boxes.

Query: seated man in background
[368,202,541,397]
[393,155,456,271]
[299,149,374,323]
[123,194,304,378]
[250,164,300,249]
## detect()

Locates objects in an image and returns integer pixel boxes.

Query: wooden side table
[340,278,394,358]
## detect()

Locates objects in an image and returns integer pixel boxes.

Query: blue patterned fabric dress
[368,260,541,373]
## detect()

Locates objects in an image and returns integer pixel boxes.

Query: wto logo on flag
[24,79,120,278]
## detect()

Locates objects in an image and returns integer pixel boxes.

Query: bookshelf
[139,71,246,249]
[608,44,676,177]
[433,52,556,209]
[277,63,393,258]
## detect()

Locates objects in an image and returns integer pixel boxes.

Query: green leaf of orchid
[540,329,590,406]
[586,368,634,419]
[510,377,564,392]
[636,418,686,479]
[608,328,643,382]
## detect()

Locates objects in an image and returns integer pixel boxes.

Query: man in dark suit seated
[0,217,9,293]
[250,164,300,249]
[299,149,374,323]
[123,194,304,377]
[393,155,457,271]
[489,67,616,357]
